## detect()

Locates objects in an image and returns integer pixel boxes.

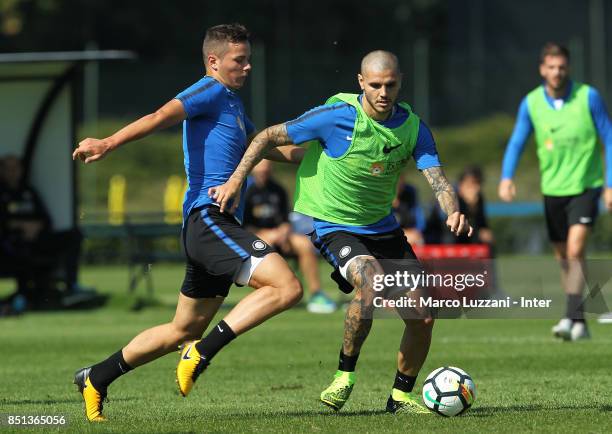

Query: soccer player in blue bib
[72,24,304,422]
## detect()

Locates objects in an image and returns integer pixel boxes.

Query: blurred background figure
[423,166,494,247]
[0,155,89,313]
[499,42,612,340]
[456,166,494,245]
[244,160,337,314]
[392,174,426,246]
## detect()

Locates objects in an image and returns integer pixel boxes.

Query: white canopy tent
[0,50,134,230]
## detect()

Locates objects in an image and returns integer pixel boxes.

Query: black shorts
[311,228,422,294]
[543,188,601,242]
[180,206,275,298]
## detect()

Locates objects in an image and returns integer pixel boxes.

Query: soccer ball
[422,366,476,416]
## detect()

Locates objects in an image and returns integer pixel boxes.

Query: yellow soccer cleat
[73,367,107,422]
[386,389,430,414]
[176,341,208,397]
[320,370,355,411]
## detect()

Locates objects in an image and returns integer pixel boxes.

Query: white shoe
[552,318,572,340]
[597,312,612,324]
[570,321,590,341]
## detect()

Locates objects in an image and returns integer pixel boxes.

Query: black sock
[89,350,132,391]
[195,320,236,363]
[393,371,417,393]
[338,350,359,372]
[566,294,584,321]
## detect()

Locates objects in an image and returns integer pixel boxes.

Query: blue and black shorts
[310,228,421,294]
[180,205,275,298]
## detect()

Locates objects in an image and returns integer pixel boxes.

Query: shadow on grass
[1,397,137,405]
[468,403,612,417]
[222,409,388,418]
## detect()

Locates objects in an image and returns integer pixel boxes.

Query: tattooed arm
[232,124,291,185]
[264,145,305,164]
[245,131,305,164]
[422,167,473,237]
[209,124,291,213]
[422,166,458,215]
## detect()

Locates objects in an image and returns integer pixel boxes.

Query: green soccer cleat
[386,389,430,414]
[320,370,355,411]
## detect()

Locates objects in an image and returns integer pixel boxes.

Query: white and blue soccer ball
[422,366,476,416]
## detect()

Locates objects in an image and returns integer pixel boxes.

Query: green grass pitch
[1,263,611,433]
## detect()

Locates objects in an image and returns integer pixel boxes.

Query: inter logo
[252,240,267,251]
[339,246,352,258]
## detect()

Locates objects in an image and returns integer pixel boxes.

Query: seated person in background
[0,155,83,310]
[456,166,494,245]
[423,166,494,246]
[392,174,426,246]
[243,160,336,314]
[456,166,502,298]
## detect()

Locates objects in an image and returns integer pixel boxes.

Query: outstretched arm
[422,166,473,237]
[210,124,291,213]
[73,99,186,163]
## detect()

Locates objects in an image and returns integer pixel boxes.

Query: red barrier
[413,244,491,260]
[411,244,494,313]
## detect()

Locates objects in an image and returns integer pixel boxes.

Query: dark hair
[203,23,250,58]
[540,42,570,63]
[458,166,483,184]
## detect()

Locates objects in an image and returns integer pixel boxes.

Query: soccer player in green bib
[211,50,473,413]
[499,42,612,340]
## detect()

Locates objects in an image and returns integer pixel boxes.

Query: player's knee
[270,275,302,308]
[280,276,303,307]
[291,234,311,253]
[566,248,585,261]
[404,317,434,333]
[348,290,363,309]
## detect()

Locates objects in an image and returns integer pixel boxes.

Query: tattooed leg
[341,256,383,356]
